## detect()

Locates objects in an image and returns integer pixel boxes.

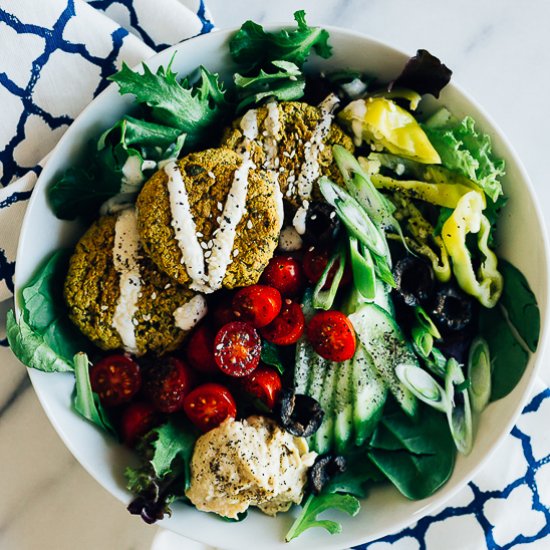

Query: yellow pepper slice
[372,173,486,209]
[339,97,441,164]
[441,191,503,308]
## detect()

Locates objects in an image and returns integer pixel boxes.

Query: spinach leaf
[499,259,540,352]
[230,10,331,72]
[234,60,305,112]
[285,492,360,542]
[109,63,227,150]
[479,305,530,401]
[368,405,456,500]
[126,418,198,524]
[6,310,73,373]
[388,49,452,98]
[73,352,115,434]
[260,340,285,374]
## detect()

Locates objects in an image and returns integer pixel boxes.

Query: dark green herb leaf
[260,340,285,374]
[499,259,540,352]
[285,492,360,542]
[368,405,456,499]
[230,10,331,72]
[479,304,530,401]
[73,352,115,434]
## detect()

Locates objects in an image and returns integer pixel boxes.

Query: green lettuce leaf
[234,60,305,112]
[109,62,227,150]
[424,110,505,202]
[73,352,115,434]
[285,492,360,542]
[230,10,331,72]
[260,340,285,374]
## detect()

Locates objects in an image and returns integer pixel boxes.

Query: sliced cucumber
[352,345,388,445]
[349,304,418,416]
[313,360,338,454]
[334,359,354,454]
[294,339,314,394]
[306,353,329,401]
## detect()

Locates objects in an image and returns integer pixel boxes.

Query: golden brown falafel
[136,148,281,290]
[64,211,200,356]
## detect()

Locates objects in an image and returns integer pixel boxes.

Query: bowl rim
[15,23,550,549]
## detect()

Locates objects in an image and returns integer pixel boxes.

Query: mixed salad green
[7,10,541,543]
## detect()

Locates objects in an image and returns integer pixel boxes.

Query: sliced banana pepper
[441,191,503,308]
[339,97,441,164]
[372,173,486,210]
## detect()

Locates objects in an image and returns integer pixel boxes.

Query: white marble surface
[2,1,550,549]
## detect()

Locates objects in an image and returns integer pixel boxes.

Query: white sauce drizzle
[292,200,309,235]
[111,208,142,354]
[347,98,367,147]
[240,108,259,141]
[120,155,145,192]
[207,155,254,290]
[164,161,208,290]
[173,295,208,331]
[263,102,284,230]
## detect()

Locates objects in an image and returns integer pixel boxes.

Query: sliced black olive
[302,201,342,247]
[431,285,474,331]
[308,454,347,494]
[437,329,474,364]
[276,389,324,437]
[393,256,435,307]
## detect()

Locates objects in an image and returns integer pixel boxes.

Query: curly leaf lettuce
[424,109,505,202]
[230,10,331,72]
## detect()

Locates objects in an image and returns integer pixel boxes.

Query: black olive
[437,328,475,364]
[308,454,347,494]
[302,201,342,247]
[393,257,435,307]
[276,389,324,437]
[431,285,474,332]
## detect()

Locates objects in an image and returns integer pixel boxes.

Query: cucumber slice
[294,339,314,394]
[349,304,418,416]
[334,360,354,454]
[313,361,338,454]
[352,346,388,445]
[306,353,329,400]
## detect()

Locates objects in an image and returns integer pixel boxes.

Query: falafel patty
[136,148,281,291]
[64,209,204,356]
[220,100,355,208]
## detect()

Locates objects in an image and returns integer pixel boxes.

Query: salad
[7,11,541,543]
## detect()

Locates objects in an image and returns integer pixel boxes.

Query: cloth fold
[0,1,548,548]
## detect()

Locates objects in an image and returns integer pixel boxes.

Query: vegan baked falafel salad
[7,11,542,542]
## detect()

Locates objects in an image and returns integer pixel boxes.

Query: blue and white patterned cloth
[0,2,549,548]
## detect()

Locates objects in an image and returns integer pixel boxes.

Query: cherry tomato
[183,383,237,432]
[186,324,218,374]
[260,299,305,345]
[119,402,159,446]
[143,357,195,413]
[260,256,305,296]
[214,321,261,377]
[241,366,282,409]
[302,247,351,289]
[307,311,357,362]
[232,285,282,328]
[90,354,141,407]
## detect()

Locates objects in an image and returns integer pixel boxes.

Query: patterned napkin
[0,2,548,548]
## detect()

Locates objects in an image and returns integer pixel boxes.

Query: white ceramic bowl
[14,25,549,550]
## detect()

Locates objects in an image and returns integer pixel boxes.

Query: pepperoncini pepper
[441,191,503,308]
[338,97,441,164]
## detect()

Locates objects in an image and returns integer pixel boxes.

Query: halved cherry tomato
[307,311,356,362]
[232,285,282,328]
[90,354,141,407]
[260,256,305,297]
[302,247,351,289]
[260,299,305,345]
[119,401,159,446]
[183,383,237,432]
[143,357,195,413]
[241,366,282,409]
[214,321,261,377]
[186,324,218,374]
